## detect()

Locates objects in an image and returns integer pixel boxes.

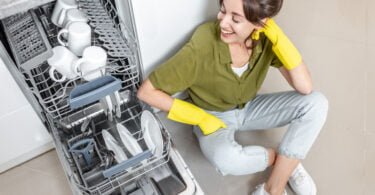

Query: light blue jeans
[193,91,329,176]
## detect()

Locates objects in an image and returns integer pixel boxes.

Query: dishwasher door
[0,0,203,194]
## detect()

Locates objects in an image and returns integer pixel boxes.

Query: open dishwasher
[0,0,203,194]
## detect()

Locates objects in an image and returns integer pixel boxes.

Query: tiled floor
[0,149,71,195]
[0,111,374,195]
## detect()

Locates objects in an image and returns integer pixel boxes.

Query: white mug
[62,8,88,29]
[51,0,78,27]
[74,46,107,81]
[57,22,91,56]
[48,46,78,82]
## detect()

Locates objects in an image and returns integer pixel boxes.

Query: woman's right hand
[137,79,226,135]
[137,79,174,112]
[168,98,227,135]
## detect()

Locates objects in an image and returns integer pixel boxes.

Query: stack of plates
[102,130,127,163]
[102,110,164,163]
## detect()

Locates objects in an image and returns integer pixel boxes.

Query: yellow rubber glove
[252,18,302,70]
[167,99,227,135]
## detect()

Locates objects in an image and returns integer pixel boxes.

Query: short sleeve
[270,53,283,68]
[148,40,198,95]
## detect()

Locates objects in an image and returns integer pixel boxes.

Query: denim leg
[193,126,269,176]
[239,90,329,159]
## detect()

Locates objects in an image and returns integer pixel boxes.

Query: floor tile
[367,0,375,44]
[277,0,367,43]
[304,126,366,195]
[263,33,366,137]
[21,150,66,180]
[275,0,317,36]
[317,0,366,42]
[301,35,366,135]
[366,44,375,132]
[364,132,375,195]
[0,162,71,195]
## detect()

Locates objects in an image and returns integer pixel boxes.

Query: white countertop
[0,0,53,19]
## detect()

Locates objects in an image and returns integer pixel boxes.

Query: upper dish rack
[2,0,142,126]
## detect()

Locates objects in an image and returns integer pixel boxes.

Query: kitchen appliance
[0,0,203,194]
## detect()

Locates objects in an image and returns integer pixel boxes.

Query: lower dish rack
[49,100,172,195]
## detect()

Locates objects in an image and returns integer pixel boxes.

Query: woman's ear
[254,25,263,30]
[261,18,268,24]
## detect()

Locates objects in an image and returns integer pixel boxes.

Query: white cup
[48,46,78,82]
[57,22,91,56]
[51,0,78,27]
[74,46,107,81]
[62,8,88,29]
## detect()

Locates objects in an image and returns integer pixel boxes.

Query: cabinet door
[0,59,30,116]
[0,59,52,173]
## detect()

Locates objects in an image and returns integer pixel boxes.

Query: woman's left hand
[252,18,302,71]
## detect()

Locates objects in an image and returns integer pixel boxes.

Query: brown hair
[219,0,283,48]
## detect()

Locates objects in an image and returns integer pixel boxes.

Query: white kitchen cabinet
[0,59,52,173]
[0,60,30,116]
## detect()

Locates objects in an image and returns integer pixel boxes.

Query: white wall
[131,0,220,76]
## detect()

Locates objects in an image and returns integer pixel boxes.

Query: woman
[137,0,328,194]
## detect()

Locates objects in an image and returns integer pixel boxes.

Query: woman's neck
[228,43,252,68]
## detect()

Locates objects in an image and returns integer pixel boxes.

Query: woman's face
[217,0,260,45]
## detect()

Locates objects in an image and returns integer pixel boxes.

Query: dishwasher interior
[0,0,202,194]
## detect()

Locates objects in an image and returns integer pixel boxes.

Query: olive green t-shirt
[149,21,282,112]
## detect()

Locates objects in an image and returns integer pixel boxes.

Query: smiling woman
[137,0,328,194]
[218,0,282,49]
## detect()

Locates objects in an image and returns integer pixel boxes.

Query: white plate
[141,110,163,157]
[102,130,127,163]
[117,123,143,156]
[100,95,113,116]
[111,91,122,118]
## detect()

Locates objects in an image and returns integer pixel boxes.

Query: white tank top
[231,63,249,77]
